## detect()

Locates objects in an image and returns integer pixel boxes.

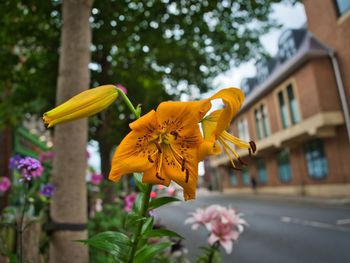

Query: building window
[255,104,270,140]
[277,83,300,129]
[277,149,292,183]
[229,170,238,186]
[242,167,250,186]
[238,118,250,142]
[287,84,300,124]
[257,158,268,184]
[335,0,350,16]
[278,91,289,128]
[304,140,328,179]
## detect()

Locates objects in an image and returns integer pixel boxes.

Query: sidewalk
[196,188,350,207]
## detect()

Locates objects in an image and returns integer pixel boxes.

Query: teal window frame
[304,140,328,179]
[277,149,292,183]
[242,167,250,186]
[229,170,238,186]
[257,158,268,184]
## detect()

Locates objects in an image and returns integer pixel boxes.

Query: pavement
[156,190,350,263]
[197,188,350,206]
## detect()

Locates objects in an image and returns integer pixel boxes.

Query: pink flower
[208,220,240,254]
[91,173,103,185]
[185,205,247,254]
[185,205,221,230]
[0,177,11,193]
[124,193,137,212]
[150,191,157,199]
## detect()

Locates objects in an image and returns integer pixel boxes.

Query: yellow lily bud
[43,85,118,127]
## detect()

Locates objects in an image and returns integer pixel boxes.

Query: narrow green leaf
[80,239,129,261]
[149,196,180,210]
[78,232,131,260]
[89,231,131,245]
[133,173,147,192]
[140,217,154,235]
[134,193,145,214]
[134,242,173,263]
[143,228,184,239]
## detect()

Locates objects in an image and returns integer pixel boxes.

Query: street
[156,193,350,263]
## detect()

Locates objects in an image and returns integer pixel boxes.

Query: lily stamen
[154,141,162,153]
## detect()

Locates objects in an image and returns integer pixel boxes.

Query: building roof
[239,31,333,114]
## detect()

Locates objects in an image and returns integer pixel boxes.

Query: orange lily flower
[200,88,256,168]
[109,100,211,201]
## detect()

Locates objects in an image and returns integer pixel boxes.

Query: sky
[88,2,307,175]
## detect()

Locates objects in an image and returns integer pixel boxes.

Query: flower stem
[18,183,29,263]
[128,184,152,263]
[117,88,141,118]
[208,242,219,263]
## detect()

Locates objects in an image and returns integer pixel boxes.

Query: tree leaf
[149,196,180,210]
[133,242,173,263]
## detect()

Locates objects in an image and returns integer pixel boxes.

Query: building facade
[207,0,350,197]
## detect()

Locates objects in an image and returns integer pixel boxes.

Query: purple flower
[39,183,55,198]
[9,155,22,169]
[91,173,103,185]
[17,157,43,181]
[0,177,11,193]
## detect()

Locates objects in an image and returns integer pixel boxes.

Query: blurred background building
[206,0,350,197]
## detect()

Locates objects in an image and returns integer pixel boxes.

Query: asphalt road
[156,193,350,263]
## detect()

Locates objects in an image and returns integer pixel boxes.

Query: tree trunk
[50,0,92,262]
[98,137,116,203]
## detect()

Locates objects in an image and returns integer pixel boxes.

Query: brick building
[207,0,350,197]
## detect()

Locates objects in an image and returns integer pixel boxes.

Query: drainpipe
[329,51,350,143]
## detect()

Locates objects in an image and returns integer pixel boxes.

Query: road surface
[156,193,350,263]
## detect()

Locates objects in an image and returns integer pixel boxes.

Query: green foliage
[134,242,173,263]
[78,231,132,262]
[149,196,181,210]
[0,0,60,127]
[85,185,185,262]
[195,245,221,263]
[143,228,184,240]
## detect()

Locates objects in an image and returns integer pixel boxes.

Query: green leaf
[149,196,180,210]
[133,173,147,192]
[140,217,154,235]
[134,193,145,214]
[78,231,131,260]
[134,242,173,263]
[143,228,184,239]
